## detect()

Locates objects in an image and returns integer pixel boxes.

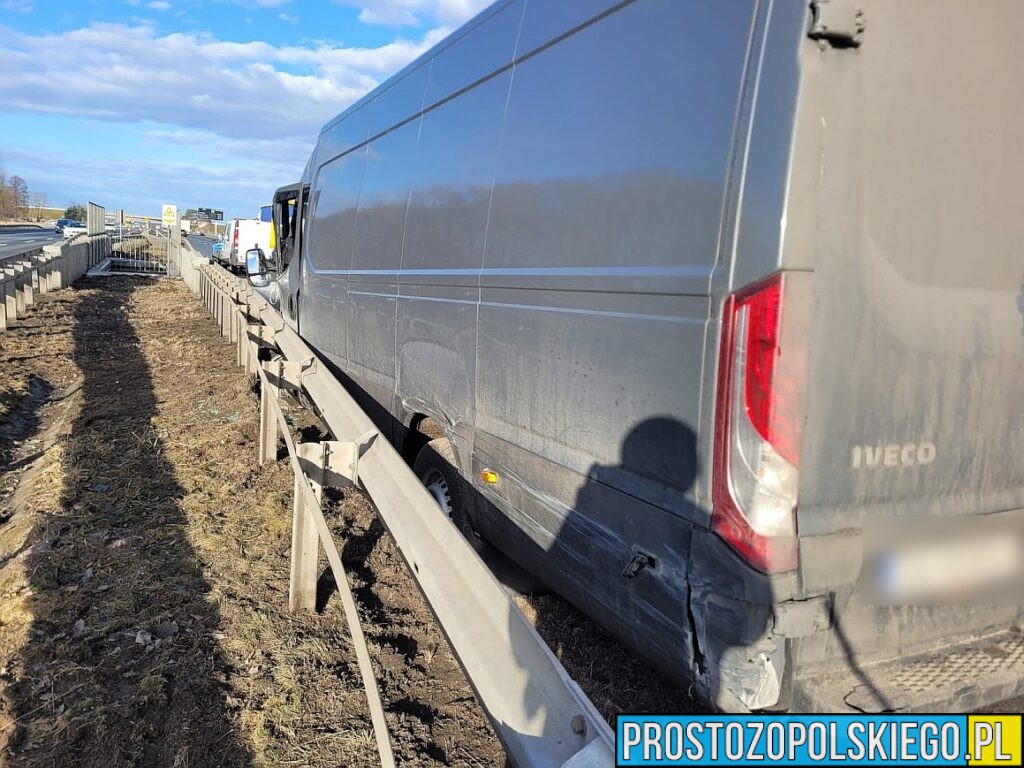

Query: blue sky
[0,0,491,218]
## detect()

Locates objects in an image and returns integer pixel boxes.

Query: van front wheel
[413,438,485,553]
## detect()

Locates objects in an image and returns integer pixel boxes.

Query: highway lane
[0,227,63,261]
[186,234,218,260]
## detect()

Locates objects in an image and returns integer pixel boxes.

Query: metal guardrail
[192,263,615,768]
[1,236,110,331]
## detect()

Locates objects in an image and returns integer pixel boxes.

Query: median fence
[0,234,110,332]
[190,263,615,768]
[170,232,204,293]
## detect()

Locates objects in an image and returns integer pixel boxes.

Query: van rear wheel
[413,438,486,553]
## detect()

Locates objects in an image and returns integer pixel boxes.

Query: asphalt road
[0,227,63,261]
[186,234,218,260]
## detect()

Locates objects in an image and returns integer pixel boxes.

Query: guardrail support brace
[247,322,277,348]
[289,435,377,611]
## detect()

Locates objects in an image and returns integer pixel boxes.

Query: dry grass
[0,276,501,767]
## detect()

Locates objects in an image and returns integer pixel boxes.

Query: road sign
[162,204,178,227]
[198,207,224,221]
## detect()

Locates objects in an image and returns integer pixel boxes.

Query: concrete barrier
[0,235,110,332]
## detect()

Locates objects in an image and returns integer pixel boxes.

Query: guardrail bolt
[570,714,587,737]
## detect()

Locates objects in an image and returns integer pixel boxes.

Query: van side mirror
[246,248,273,287]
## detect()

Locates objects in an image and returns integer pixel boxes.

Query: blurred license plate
[876,533,1022,603]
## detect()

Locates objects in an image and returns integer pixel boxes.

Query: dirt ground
[0,274,699,767]
[0,276,506,766]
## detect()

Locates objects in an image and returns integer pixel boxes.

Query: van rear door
[794,0,1024,673]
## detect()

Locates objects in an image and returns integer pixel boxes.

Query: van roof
[319,0,509,137]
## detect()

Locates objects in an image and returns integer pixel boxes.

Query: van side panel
[304,5,523,448]
[299,0,782,707]
[473,0,757,682]
[396,69,514,461]
[303,144,367,371]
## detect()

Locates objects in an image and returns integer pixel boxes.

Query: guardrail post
[22,257,35,311]
[289,438,369,614]
[289,469,319,613]
[14,260,28,318]
[40,255,51,294]
[3,263,16,325]
[236,311,246,368]
[230,292,241,345]
[241,301,253,376]
[243,306,255,374]
[0,272,8,331]
[35,255,46,296]
[44,253,55,293]
[53,253,64,290]
[258,374,280,465]
[51,253,61,290]
[236,293,256,371]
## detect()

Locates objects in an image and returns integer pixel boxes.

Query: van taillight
[712,273,808,573]
[232,226,238,247]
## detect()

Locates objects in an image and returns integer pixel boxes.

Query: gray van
[251,0,1024,712]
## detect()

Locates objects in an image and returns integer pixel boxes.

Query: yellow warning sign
[161,204,177,227]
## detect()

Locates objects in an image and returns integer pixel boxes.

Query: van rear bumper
[792,627,1024,712]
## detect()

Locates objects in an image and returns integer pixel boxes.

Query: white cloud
[4,140,298,217]
[0,2,487,214]
[336,0,491,28]
[0,22,443,143]
[277,12,298,23]
[1,0,34,13]
[146,0,172,10]
[228,0,294,8]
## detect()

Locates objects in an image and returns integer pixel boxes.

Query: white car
[62,221,87,238]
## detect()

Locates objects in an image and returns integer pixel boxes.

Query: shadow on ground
[4,278,253,766]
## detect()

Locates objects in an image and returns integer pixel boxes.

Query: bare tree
[0,157,11,219]
[31,191,48,221]
[9,175,28,217]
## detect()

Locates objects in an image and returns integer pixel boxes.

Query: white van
[219,218,272,273]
